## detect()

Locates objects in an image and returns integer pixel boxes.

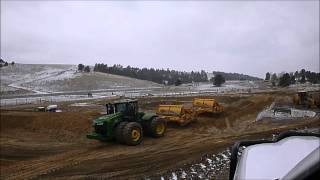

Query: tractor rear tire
[115,121,128,144]
[145,117,167,138]
[123,122,143,146]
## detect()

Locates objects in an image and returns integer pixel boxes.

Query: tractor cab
[106,99,139,120]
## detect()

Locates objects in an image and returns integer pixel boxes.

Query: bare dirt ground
[1,92,319,179]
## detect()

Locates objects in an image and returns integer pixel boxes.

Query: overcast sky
[1,1,319,78]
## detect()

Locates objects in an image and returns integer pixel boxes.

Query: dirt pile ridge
[1,110,100,141]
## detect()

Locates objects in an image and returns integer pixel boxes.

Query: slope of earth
[0,64,160,96]
[0,93,319,179]
[39,72,161,92]
[0,64,78,95]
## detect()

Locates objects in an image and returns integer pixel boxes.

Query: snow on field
[41,72,161,92]
[69,102,98,107]
[256,103,317,121]
[0,94,117,106]
[157,148,232,179]
[10,66,81,93]
[1,64,76,83]
[0,64,160,95]
[195,81,257,91]
[1,64,78,94]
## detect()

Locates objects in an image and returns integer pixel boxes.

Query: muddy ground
[1,92,319,179]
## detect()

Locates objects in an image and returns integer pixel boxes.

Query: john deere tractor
[87,99,166,146]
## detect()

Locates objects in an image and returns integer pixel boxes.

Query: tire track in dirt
[1,149,88,180]
[2,120,319,180]
[44,118,319,179]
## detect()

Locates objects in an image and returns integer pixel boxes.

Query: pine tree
[271,73,277,86]
[84,66,90,72]
[279,73,291,87]
[78,64,84,71]
[212,74,225,87]
[265,72,270,81]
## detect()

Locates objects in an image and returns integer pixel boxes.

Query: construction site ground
[1,91,319,179]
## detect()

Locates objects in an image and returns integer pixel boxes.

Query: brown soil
[1,93,319,179]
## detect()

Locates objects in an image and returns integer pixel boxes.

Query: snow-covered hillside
[0,64,160,96]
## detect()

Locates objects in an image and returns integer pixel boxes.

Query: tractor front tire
[115,121,128,144]
[123,122,143,146]
[146,117,167,138]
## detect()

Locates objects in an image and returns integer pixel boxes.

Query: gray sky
[1,1,319,78]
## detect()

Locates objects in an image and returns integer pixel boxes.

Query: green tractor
[87,99,167,145]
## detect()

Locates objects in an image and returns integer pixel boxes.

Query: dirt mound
[1,110,100,141]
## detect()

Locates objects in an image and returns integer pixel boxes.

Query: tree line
[265,69,320,87]
[212,71,261,81]
[0,58,15,68]
[78,64,91,72]
[93,63,208,85]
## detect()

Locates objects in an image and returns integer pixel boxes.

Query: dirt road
[1,93,319,179]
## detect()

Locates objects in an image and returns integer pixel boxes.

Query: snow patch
[170,172,177,180]
[70,102,94,107]
[256,107,316,121]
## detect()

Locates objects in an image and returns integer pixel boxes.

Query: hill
[0,64,160,96]
[1,63,261,97]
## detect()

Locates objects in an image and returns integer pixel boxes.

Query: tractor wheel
[146,117,167,138]
[123,122,143,146]
[115,121,128,144]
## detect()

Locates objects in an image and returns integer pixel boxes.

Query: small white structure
[46,105,58,112]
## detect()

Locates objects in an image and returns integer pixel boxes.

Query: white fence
[0,87,254,107]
